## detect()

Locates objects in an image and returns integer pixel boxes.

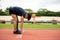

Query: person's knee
[11,14,18,21]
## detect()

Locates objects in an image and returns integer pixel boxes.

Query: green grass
[0,23,60,29]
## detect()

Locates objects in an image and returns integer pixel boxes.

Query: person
[32,13,36,24]
[9,7,31,34]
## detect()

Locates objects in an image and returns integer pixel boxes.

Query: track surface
[0,28,60,40]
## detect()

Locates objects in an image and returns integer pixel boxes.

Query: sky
[0,0,60,12]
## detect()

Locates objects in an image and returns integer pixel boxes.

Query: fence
[0,16,60,23]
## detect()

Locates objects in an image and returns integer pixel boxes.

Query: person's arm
[20,16,24,33]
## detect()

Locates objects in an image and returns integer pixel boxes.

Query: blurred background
[0,0,60,24]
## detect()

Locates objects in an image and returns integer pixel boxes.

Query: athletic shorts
[9,7,26,16]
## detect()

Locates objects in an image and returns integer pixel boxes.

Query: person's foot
[13,29,21,34]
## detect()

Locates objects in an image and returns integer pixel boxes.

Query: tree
[36,9,48,16]
[36,8,59,16]
[0,9,5,15]
[25,9,33,14]
[45,10,55,16]
[5,8,9,15]
[55,12,60,16]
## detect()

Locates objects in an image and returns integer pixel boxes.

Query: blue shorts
[9,7,26,16]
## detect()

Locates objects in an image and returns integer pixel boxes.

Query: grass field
[0,23,60,29]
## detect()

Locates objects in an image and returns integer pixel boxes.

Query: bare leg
[11,14,18,31]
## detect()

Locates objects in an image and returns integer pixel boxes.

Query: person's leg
[11,14,21,34]
[11,14,18,31]
[16,15,18,30]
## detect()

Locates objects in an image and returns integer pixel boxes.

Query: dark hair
[28,14,31,20]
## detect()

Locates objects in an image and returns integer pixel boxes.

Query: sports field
[0,23,60,29]
[0,23,60,40]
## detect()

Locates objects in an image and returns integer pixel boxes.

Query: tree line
[0,7,60,16]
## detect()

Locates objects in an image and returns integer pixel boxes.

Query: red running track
[0,28,60,40]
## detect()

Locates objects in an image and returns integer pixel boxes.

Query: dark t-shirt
[9,7,26,16]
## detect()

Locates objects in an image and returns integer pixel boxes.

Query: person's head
[24,13,31,21]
